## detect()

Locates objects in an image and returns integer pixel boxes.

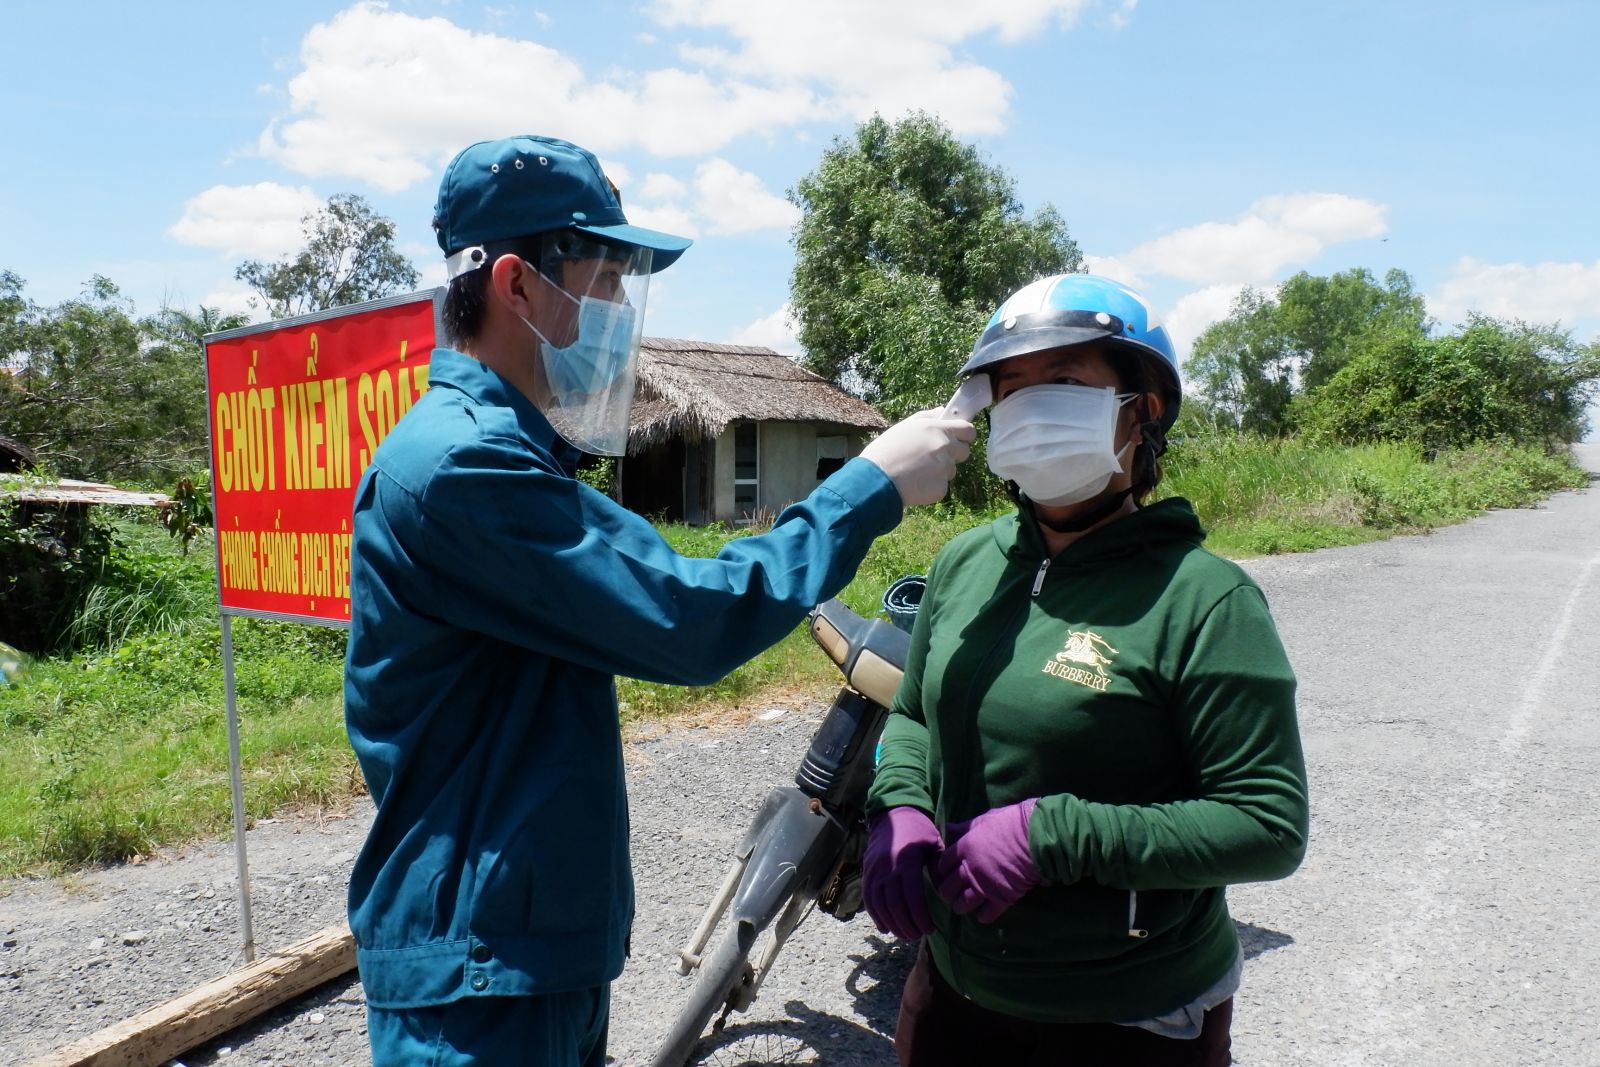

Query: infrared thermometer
[942,375,992,421]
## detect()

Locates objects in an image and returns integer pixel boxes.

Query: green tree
[0,275,244,483]
[235,193,420,318]
[1278,268,1428,390]
[139,304,250,477]
[0,270,26,356]
[1297,316,1600,450]
[789,112,1082,416]
[0,275,146,480]
[1188,268,1428,433]
[1184,286,1293,435]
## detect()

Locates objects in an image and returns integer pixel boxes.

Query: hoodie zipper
[1031,558,1051,597]
[1032,538,1149,943]
[948,552,1042,989]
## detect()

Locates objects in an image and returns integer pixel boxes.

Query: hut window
[734,422,759,522]
[816,435,847,480]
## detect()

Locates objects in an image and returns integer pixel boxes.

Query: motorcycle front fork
[672,854,827,1013]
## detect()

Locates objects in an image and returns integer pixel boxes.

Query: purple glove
[862,806,943,940]
[934,798,1040,923]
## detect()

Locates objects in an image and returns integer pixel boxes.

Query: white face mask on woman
[986,383,1137,507]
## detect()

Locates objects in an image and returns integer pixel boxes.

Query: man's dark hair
[441,234,544,348]
[441,229,637,348]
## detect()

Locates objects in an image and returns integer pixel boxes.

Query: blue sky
[4,1,1598,392]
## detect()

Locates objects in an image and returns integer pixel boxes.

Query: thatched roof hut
[620,338,887,524]
[0,434,35,474]
[630,338,885,450]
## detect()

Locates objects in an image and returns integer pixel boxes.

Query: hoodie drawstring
[1128,890,1149,939]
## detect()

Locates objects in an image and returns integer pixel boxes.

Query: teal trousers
[367,986,610,1066]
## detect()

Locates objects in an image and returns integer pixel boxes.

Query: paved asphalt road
[1214,442,1600,1066]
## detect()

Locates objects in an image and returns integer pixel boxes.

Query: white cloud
[1088,193,1389,287]
[624,202,700,240]
[1160,283,1250,362]
[655,2,1098,60]
[621,160,794,237]
[255,3,820,190]
[252,1,1118,190]
[639,172,690,202]
[617,70,823,155]
[168,183,323,259]
[729,302,801,354]
[1429,257,1600,333]
[258,5,577,192]
[1104,0,1139,30]
[692,159,799,235]
[200,286,268,321]
[654,0,1101,134]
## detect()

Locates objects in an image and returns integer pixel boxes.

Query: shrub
[0,497,119,654]
[1297,317,1600,450]
[66,524,215,649]
[156,473,214,555]
[575,457,617,496]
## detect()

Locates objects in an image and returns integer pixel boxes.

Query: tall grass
[1162,434,1585,556]
[619,507,985,723]
[64,519,216,648]
[0,517,352,874]
[0,439,1586,875]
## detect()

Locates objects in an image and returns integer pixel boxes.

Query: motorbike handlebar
[808,599,909,708]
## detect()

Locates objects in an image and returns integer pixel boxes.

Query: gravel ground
[6,447,1599,1066]
[3,711,890,1067]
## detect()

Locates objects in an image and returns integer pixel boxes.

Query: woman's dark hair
[1109,349,1169,505]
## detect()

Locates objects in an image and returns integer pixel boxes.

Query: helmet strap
[1129,410,1168,498]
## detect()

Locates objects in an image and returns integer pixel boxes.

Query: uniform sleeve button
[469,973,489,991]
[470,945,491,963]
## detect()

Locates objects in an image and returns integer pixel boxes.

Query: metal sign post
[219,614,256,961]
[202,289,444,962]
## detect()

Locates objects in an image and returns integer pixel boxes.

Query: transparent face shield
[522,235,652,456]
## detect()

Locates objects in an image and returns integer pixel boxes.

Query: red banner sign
[203,291,441,624]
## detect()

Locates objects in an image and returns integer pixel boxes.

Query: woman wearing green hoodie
[863,274,1309,1067]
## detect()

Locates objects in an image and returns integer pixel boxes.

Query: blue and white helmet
[960,273,1181,429]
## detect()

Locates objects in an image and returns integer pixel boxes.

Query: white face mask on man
[985,383,1137,507]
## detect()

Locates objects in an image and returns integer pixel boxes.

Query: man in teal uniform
[343,134,974,1066]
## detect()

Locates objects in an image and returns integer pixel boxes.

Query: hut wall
[707,422,870,524]
[712,427,735,522]
[759,422,821,516]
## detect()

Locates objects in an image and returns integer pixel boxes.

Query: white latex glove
[858,409,976,507]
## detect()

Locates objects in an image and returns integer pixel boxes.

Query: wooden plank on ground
[24,923,356,1067]
[1,478,169,508]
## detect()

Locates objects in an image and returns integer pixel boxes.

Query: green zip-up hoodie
[868,497,1308,1025]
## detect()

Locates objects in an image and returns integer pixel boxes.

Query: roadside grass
[618,505,964,726]
[1163,435,1585,556]
[0,438,1587,876]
